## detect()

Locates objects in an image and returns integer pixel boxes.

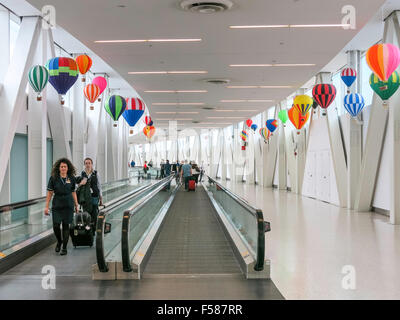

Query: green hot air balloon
[370,71,400,103]
[28,65,49,101]
[278,109,289,126]
[105,95,127,127]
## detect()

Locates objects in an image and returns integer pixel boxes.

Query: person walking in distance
[44,158,79,256]
[180,160,192,191]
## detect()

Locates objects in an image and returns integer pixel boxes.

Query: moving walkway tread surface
[144,184,242,276]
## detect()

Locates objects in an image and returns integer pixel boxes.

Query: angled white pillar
[285,127,297,192]
[246,126,255,184]
[0,17,40,190]
[345,50,362,209]
[354,16,391,212]
[28,28,48,198]
[264,107,279,188]
[318,72,348,207]
[277,101,287,190]
[45,29,72,161]
[295,89,307,195]
[387,11,400,224]
[0,7,11,204]
[72,56,86,170]
[221,129,227,181]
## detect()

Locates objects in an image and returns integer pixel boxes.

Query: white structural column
[354,16,391,212]
[72,58,85,170]
[346,50,362,209]
[28,28,47,198]
[285,124,297,192]
[246,126,255,184]
[277,101,287,190]
[261,111,269,187]
[319,72,348,207]
[45,29,71,161]
[221,128,227,181]
[0,17,40,190]
[122,121,128,178]
[96,100,106,179]
[387,11,400,224]
[295,89,307,195]
[0,7,11,204]
[264,106,279,188]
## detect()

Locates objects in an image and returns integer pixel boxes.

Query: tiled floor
[220,181,400,299]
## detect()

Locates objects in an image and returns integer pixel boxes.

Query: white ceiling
[9,0,390,129]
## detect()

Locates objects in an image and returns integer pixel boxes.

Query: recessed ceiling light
[95,38,202,43]
[229,24,350,29]
[128,71,208,75]
[220,99,274,102]
[144,90,207,93]
[227,85,293,89]
[152,102,205,105]
[229,64,315,67]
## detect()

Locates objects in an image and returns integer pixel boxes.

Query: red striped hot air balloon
[76,54,92,82]
[312,84,336,116]
[84,84,101,110]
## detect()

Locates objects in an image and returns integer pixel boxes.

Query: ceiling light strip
[229,24,350,29]
[95,38,202,43]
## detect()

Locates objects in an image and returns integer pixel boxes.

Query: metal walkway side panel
[144,185,242,276]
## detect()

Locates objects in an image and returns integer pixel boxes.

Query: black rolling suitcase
[70,211,94,248]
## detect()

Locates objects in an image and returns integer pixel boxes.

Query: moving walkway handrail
[206,175,266,271]
[96,177,170,272]
[121,175,175,272]
[0,177,136,214]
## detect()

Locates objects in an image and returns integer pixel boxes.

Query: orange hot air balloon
[366,43,400,82]
[143,125,156,139]
[288,106,309,134]
[84,84,100,110]
[76,54,92,82]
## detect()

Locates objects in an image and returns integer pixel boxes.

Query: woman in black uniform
[44,158,79,255]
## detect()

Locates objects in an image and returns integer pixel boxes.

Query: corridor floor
[221,181,400,299]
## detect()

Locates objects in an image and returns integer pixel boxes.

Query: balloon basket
[130,129,133,134]
[60,100,65,105]
[36,96,42,101]
[98,98,101,102]
[90,106,94,110]
[113,123,118,127]
[82,77,86,82]
[383,101,388,109]
[297,131,300,135]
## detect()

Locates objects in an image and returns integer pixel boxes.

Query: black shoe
[60,248,67,255]
[55,243,61,253]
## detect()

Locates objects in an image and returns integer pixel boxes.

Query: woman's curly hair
[51,158,76,178]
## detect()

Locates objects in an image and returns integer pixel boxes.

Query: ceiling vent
[202,106,216,110]
[180,0,233,13]
[203,78,231,85]
[192,120,200,123]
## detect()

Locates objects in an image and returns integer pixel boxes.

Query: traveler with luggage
[44,158,79,256]
[164,160,172,190]
[192,163,201,184]
[160,160,165,179]
[143,161,148,175]
[180,160,193,191]
[130,160,135,168]
[76,158,103,235]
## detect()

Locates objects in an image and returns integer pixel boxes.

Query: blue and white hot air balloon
[123,97,146,133]
[344,93,365,117]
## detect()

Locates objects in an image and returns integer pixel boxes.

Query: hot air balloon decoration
[259,127,271,143]
[278,109,288,127]
[143,125,156,139]
[293,95,313,117]
[123,97,146,134]
[366,43,400,82]
[312,84,336,116]
[46,57,79,105]
[312,99,319,114]
[144,116,153,126]
[241,130,248,142]
[344,93,365,118]
[246,119,253,128]
[288,106,309,134]
[28,65,49,101]
[266,119,278,134]
[76,54,92,82]
[84,84,101,110]
[369,71,400,106]
[92,76,107,102]
[250,123,258,132]
[341,68,357,93]
[105,95,127,127]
